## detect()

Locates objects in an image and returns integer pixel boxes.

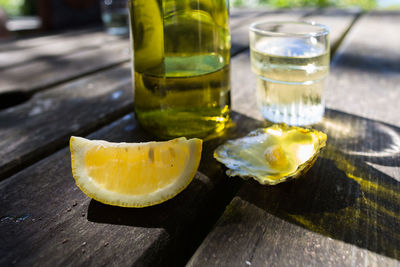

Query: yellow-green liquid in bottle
[129,0,231,139]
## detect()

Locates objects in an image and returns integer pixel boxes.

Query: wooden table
[1,8,400,266]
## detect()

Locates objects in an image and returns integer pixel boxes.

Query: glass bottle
[129,0,231,139]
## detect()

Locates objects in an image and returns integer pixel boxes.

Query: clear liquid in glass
[250,38,329,126]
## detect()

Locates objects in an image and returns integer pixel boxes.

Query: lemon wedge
[70,136,202,207]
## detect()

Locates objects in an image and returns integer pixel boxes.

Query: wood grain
[325,11,400,127]
[230,8,274,29]
[303,8,361,54]
[0,111,264,267]
[229,9,295,30]
[0,63,133,180]
[0,28,100,52]
[0,30,125,69]
[0,38,130,94]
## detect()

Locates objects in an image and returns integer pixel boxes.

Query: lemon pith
[70,136,202,207]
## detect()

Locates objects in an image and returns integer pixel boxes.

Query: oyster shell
[214,124,327,185]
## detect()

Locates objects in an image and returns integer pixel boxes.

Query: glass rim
[249,21,330,37]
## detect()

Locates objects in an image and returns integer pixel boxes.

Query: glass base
[259,104,324,126]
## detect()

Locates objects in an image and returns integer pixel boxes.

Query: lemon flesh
[70,136,202,207]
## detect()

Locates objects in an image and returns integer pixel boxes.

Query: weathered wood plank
[230,8,283,29]
[0,30,125,69]
[230,8,268,29]
[325,11,400,127]
[188,11,400,266]
[0,111,264,267]
[0,27,100,52]
[0,38,130,94]
[0,63,133,180]
[303,8,360,53]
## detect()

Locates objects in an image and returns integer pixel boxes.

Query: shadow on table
[332,50,400,74]
[235,108,400,260]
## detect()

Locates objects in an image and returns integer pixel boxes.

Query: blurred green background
[0,0,37,16]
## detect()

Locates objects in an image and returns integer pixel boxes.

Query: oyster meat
[214,124,327,185]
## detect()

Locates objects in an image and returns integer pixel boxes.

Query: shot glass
[249,21,330,126]
[100,0,129,35]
